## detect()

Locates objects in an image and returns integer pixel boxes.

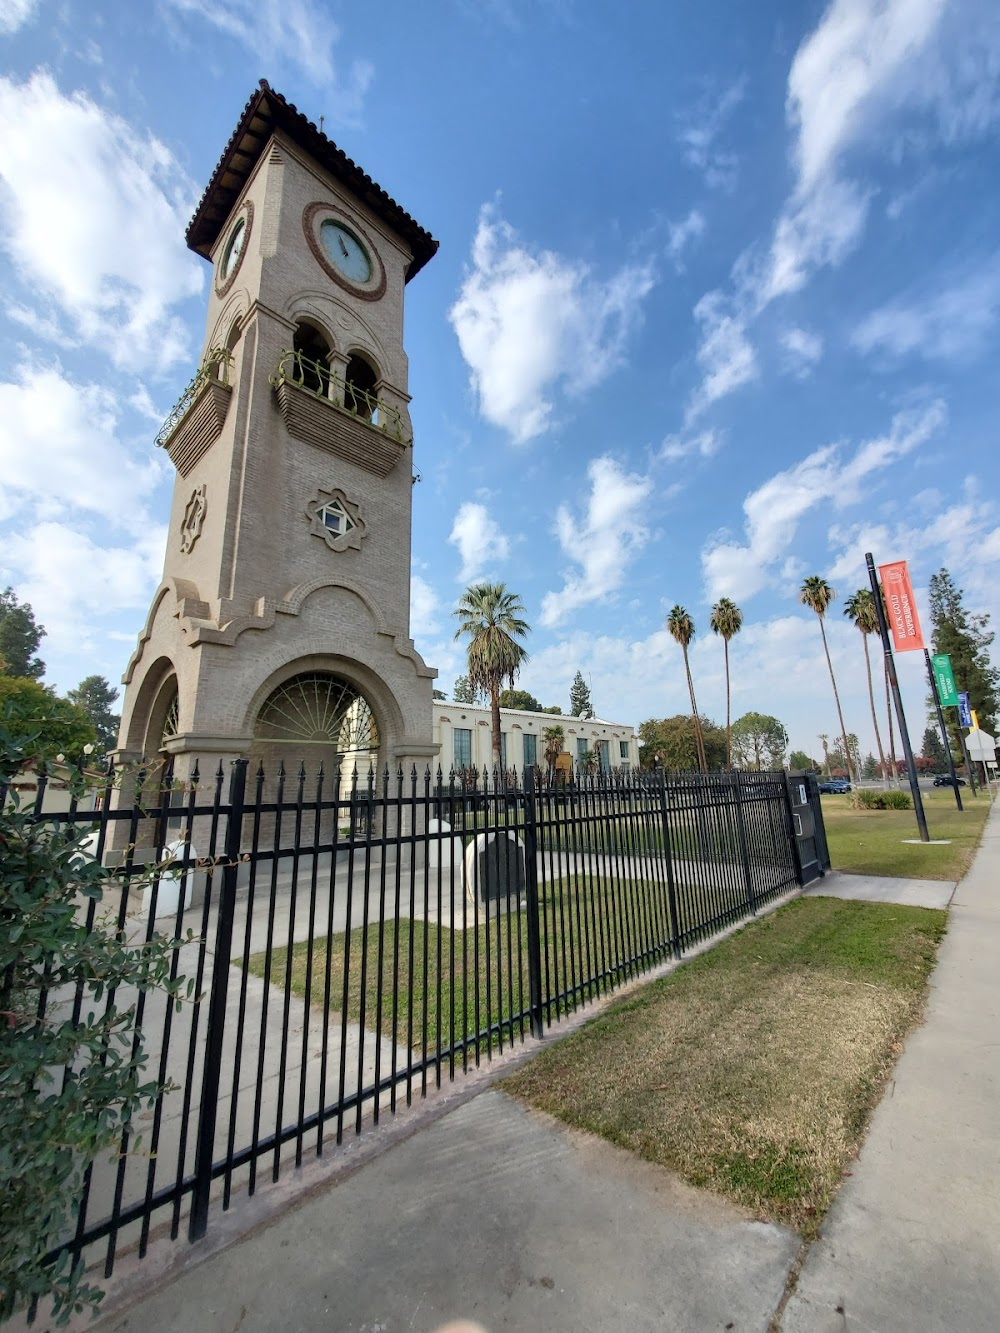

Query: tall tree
[843,589,888,785]
[730,712,788,770]
[921,725,947,770]
[568,670,595,718]
[709,597,743,768]
[638,715,726,770]
[66,675,120,754]
[453,583,530,770]
[499,688,543,711]
[788,749,817,772]
[452,675,478,704]
[0,587,45,680]
[666,606,707,772]
[929,568,999,742]
[799,576,855,782]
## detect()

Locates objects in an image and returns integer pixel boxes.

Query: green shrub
[1,720,190,1325]
[850,788,912,810]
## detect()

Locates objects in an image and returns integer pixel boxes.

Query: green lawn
[244,876,671,1053]
[822,789,991,879]
[504,895,946,1236]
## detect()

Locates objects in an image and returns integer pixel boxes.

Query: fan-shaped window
[292,323,332,397]
[344,353,378,422]
[254,672,379,768]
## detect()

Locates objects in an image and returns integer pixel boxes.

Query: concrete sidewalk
[783,797,1000,1331]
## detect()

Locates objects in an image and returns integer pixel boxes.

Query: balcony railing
[155,348,233,450]
[269,349,409,445]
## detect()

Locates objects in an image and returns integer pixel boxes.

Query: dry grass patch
[504,895,945,1236]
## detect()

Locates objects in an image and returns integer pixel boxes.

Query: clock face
[221,218,246,280]
[320,220,372,284]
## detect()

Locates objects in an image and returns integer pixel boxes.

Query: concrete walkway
[782,799,1000,1331]
[804,868,956,909]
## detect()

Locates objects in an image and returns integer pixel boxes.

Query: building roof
[186,80,438,281]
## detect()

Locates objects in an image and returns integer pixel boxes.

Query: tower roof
[186,80,438,281]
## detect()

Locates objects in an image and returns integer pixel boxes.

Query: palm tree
[799,576,854,783]
[542,723,565,775]
[666,605,707,772]
[710,597,743,769]
[454,582,530,772]
[818,733,830,777]
[843,589,889,786]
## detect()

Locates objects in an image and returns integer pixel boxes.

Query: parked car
[933,773,966,787]
[818,778,851,794]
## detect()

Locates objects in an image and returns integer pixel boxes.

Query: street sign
[958,692,973,728]
[932,653,958,707]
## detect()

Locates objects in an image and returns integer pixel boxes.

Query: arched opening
[343,352,378,422]
[220,319,241,381]
[252,670,380,780]
[292,322,332,397]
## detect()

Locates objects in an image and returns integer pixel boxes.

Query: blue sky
[1,0,999,761]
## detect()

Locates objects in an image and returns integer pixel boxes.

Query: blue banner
[958,691,972,728]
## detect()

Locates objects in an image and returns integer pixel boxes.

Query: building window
[576,737,588,761]
[597,740,610,771]
[523,733,537,767]
[316,499,355,537]
[620,740,630,760]
[454,728,472,769]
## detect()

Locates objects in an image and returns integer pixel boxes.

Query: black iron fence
[6,760,820,1299]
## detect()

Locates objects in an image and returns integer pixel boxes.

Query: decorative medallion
[305,486,366,553]
[180,484,207,553]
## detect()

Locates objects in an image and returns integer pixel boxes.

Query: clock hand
[339,236,349,258]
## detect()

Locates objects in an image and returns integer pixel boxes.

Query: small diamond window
[318,500,355,537]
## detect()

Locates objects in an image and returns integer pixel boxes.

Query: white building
[431,701,639,775]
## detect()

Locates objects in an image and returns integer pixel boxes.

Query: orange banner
[879,560,925,653]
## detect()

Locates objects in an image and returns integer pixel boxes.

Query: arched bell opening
[343,352,378,423]
[292,322,333,397]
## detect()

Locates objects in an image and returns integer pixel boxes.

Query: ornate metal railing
[155,347,233,449]
[269,349,408,444]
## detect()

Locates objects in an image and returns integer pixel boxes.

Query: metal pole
[190,757,247,1241]
[924,649,962,811]
[521,773,545,1040]
[866,554,929,842]
[958,729,978,796]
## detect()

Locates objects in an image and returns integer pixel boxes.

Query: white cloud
[0,522,166,667]
[448,501,510,583]
[0,363,166,528]
[676,78,746,190]
[685,291,757,421]
[540,456,653,626]
[163,0,374,112]
[449,204,656,443]
[701,401,946,601]
[853,257,1000,361]
[780,326,824,377]
[409,574,441,638]
[0,0,37,33]
[685,0,996,414]
[667,209,705,269]
[0,72,203,370]
[660,428,721,463]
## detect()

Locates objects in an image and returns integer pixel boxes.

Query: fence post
[521,775,545,1039]
[779,771,806,886]
[655,766,682,958]
[190,757,247,1242]
[732,772,757,916]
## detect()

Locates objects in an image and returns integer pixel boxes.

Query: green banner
[932,653,959,708]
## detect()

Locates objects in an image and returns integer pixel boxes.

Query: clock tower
[114,82,439,793]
